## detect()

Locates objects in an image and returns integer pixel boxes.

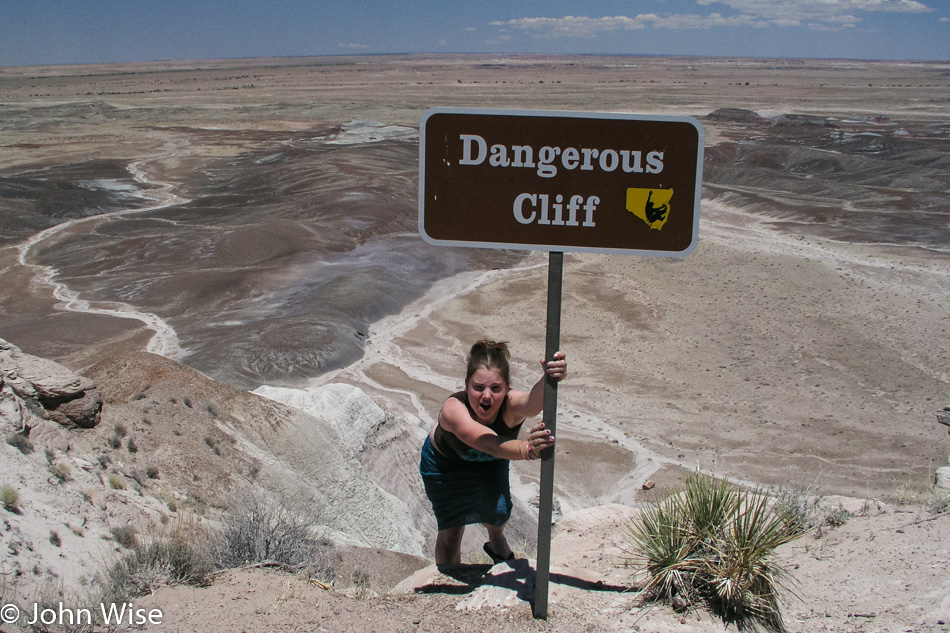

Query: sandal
[483,542,515,564]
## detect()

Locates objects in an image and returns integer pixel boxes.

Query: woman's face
[465,366,509,424]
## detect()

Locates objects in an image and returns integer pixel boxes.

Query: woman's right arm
[439,397,550,460]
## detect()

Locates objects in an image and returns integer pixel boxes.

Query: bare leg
[435,526,465,565]
[483,523,513,559]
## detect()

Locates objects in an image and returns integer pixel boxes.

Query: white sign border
[418,106,704,257]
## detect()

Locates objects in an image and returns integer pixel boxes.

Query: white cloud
[495,11,770,36]
[649,12,769,29]
[493,0,934,38]
[696,0,933,26]
[493,15,647,38]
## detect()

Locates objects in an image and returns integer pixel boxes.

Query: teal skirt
[419,436,512,530]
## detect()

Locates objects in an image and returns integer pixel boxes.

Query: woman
[419,340,567,565]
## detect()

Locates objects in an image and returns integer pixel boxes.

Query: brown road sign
[419,107,704,257]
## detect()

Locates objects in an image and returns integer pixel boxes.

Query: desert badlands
[0,55,949,631]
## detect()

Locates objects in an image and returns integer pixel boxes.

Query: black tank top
[431,391,524,463]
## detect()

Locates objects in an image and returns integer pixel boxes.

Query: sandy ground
[111,502,950,632]
[1,55,949,631]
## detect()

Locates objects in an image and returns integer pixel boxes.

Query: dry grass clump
[6,432,33,454]
[111,525,138,549]
[2,484,21,512]
[100,513,214,603]
[98,492,334,602]
[627,472,805,633]
[50,462,72,483]
[102,539,214,602]
[216,491,331,578]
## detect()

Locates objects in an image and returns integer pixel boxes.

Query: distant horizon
[4,50,949,72]
[2,1,947,68]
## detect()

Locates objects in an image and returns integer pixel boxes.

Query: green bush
[1,484,21,512]
[628,472,805,633]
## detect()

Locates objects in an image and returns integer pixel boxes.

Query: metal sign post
[418,107,703,619]
[533,250,562,619]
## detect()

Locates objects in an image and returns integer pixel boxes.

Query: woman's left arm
[506,351,567,421]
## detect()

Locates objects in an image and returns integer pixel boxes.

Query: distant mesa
[0,338,102,430]
[706,108,762,121]
[772,113,833,127]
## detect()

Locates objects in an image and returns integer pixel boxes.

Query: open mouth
[479,402,491,413]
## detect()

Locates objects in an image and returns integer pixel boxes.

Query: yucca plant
[630,496,696,602]
[681,470,739,542]
[703,492,802,631]
[628,472,804,633]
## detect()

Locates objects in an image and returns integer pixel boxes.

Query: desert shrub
[203,436,220,455]
[50,462,72,483]
[50,531,62,547]
[96,454,112,469]
[146,466,160,479]
[129,470,146,487]
[2,484,21,512]
[6,432,33,454]
[771,483,820,532]
[111,525,138,549]
[113,423,127,438]
[127,437,138,453]
[107,475,125,490]
[217,491,329,575]
[102,540,213,602]
[822,507,852,527]
[627,472,804,633]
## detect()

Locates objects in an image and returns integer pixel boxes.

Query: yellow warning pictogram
[626,188,673,230]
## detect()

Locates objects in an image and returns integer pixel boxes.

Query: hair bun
[465,340,512,385]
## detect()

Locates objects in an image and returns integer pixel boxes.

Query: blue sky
[1,0,948,67]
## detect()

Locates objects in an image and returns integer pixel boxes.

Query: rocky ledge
[0,338,102,429]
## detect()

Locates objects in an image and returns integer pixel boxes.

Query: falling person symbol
[625,187,673,230]
[644,190,668,225]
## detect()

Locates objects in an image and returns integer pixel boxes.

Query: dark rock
[707,108,762,120]
[772,113,834,127]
